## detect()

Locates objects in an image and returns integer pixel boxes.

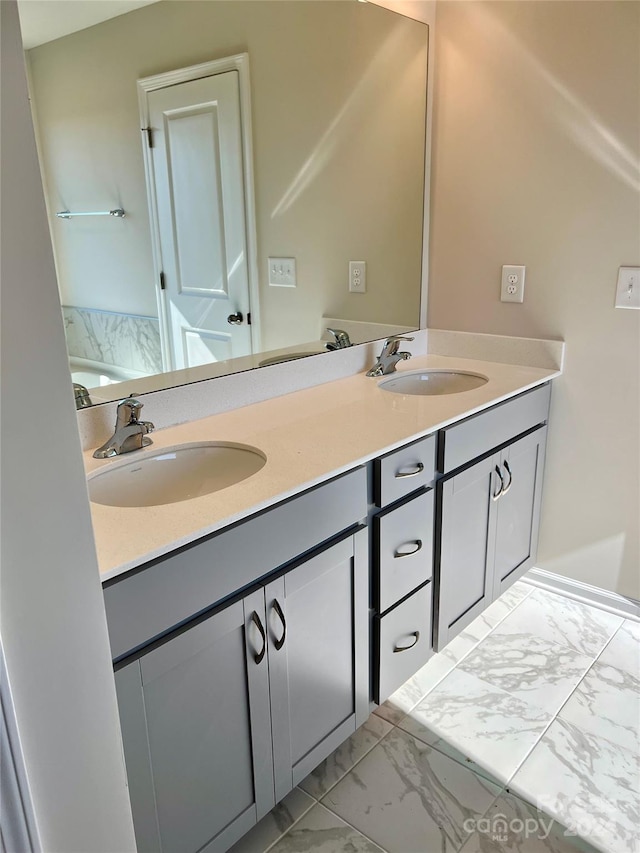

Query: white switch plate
[615,266,640,309]
[501,265,525,303]
[349,260,366,293]
[268,257,296,287]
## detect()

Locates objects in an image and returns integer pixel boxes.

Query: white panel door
[148,71,252,369]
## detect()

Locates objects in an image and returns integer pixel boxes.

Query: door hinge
[159,271,166,290]
[142,127,154,148]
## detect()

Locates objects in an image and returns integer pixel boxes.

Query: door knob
[227,312,244,325]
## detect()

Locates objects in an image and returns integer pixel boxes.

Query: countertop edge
[95,360,560,583]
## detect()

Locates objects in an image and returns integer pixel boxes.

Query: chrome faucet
[366,336,414,377]
[325,328,352,350]
[93,398,154,459]
[73,383,92,410]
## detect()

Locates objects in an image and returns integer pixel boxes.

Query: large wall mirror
[21,0,429,406]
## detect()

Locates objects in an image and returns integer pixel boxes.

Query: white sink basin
[88,442,267,507]
[379,369,489,396]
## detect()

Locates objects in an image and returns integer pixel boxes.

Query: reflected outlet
[501,265,525,303]
[349,260,366,293]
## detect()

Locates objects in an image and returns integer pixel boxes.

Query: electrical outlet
[349,260,366,293]
[268,257,296,287]
[615,266,640,309]
[501,265,525,303]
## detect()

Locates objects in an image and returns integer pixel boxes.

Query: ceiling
[17,0,159,50]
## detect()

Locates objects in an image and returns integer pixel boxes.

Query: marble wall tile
[62,306,162,374]
[494,589,623,659]
[321,726,501,853]
[458,632,592,715]
[399,669,551,784]
[558,662,640,755]
[299,714,393,800]
[458,792,600,853]
[228,788,315,853]
[509,718,640,853]
[269,803,384,853]
[597,620,640,679]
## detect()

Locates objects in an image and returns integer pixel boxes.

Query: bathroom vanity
[90,355,557,853]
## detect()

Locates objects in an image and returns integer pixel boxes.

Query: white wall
[429,1,640,599]
[0,2,136,848]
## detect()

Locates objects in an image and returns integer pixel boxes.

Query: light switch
[268,257,296,287]
[614,267,640,309]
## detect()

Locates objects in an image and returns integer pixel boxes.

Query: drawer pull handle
[395,462,424,479]
[272,599,287,651]
[492,465,504,501]
[501,460,513,496]
[393,631,420,653]
[394,539,422,558]
[251,611,266,665]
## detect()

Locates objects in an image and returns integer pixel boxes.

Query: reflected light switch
[615,267,640,309]
[268,257,296,287]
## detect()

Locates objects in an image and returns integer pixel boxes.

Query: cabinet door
[492,427,547,598]
[266,529,369,801]
[435,455,500,650]
[115,592,274,853]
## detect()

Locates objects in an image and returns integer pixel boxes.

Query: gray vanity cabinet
[371,436,437,704]
[266,530,369,801]
[435,426,547,649]
[113,526,368,853]
[492,426,547,599]
[114,591,274,853]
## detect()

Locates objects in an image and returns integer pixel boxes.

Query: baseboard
[524,568,640,622]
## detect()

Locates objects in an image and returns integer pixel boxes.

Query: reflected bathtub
[70,357,149,390]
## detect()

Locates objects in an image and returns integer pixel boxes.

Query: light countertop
[86,354,560,582]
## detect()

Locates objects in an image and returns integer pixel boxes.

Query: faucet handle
[326,328,352,350]
[382,335,414,355]
[117,397,144,426]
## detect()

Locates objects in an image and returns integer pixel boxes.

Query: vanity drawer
[374,434,435,508]
[438,383,551,474]
[375,583,433,704]
[103,467,367,661]
[374,489,433,613]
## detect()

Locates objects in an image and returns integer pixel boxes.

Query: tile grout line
[376,584,536,729]
[293,800,391,853]
[395,585,610,797]
[260,794,318,853]
[265,582,616,853]
[266,724,401,851]
[299,722,395,802]
[501,616,626,801]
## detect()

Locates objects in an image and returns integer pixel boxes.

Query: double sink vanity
[85,347,560,853]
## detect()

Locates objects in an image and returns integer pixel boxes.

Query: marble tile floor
[230,582,640,853]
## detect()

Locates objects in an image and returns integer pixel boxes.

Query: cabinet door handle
[272,599,287,651]
[394,539,422,558]
[393,631,420,653]
[394,462,424,479]
[492,465,504,501]
[501,460,513,496]
[251,611,266,664]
